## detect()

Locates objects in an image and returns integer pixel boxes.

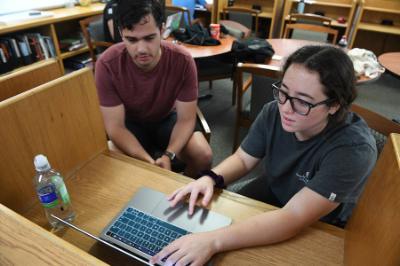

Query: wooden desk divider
[0,68,107,214]
[345,133,400,265]
[0,203,107,265]
[0,59,62,101]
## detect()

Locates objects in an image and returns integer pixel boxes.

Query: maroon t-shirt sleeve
[176,52,198,102]
[95,58,122,107]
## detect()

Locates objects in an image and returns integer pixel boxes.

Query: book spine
[38,35,49,59]
[43,36,56,58]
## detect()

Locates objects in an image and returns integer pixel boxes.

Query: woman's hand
[168,176,215,215]
[150,232,219,266]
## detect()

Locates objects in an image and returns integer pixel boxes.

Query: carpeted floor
[197,71,400,192]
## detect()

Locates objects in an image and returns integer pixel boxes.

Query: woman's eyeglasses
[272,82,334,116]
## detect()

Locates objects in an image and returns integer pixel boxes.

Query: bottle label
[51,175,71,204]
[59,183,71,204]
[38,185,59,208]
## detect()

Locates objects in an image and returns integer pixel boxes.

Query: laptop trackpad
[150,199,199,232]
[132,187,232,233]
[151,198,231,233]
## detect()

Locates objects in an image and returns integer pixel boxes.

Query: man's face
[120,14,162,71]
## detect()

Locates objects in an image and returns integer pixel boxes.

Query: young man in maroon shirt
[95,0,212,176]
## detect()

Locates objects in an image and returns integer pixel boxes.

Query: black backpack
[231,38,275,63]
[173,23,221,46]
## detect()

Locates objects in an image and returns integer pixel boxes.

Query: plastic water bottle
[338,35,348,49]
[297,0,305,14]
[33,154,75,228]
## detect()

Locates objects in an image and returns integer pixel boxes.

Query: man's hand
[155,155,171,170]
[168,176,215,215]
[150,232,218,266]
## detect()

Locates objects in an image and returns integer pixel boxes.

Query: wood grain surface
[24,151,345,265]
[0,203,107,265]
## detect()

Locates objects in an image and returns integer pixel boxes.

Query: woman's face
[278,63,339,141]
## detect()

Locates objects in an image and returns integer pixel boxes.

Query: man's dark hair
[115,0,164,31]
[282,45,357,123]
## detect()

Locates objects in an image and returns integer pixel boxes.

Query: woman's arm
[168,147,260,214]
[151,187,339,266]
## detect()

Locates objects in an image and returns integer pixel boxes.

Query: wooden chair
[0,68,107,214]
[0,59,62,102]
[219,19,251,39]
[79,15,113,66]
[233,63,280,151]
[222,7,260,37]
[283,13,338,44]
[350,103,400,154]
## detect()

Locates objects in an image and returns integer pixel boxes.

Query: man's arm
[155,100,197,169]
[101,104,154,164]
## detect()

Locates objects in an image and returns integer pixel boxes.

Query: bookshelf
[280,0,358,42]
[350,0,400,55]
[0,3,104,76]
[214,0,284,38]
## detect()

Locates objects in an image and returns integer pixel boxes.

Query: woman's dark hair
[282,45,356,123]
[115,0,164,31]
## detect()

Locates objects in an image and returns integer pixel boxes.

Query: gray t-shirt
[241,101,377,226]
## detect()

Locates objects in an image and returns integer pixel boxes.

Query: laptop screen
[165,12,182,31]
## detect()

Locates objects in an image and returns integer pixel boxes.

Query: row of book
[0,33,56,75]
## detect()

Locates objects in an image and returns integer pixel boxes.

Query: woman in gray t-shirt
[151,45,377,266]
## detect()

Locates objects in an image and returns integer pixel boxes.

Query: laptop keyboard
[105,207,189,256]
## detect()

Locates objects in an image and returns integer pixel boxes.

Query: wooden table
[266,38,378,83]
[266,39,321,68]
[169,34,236,58]
[378,52,400,76]
[19,151,344,265]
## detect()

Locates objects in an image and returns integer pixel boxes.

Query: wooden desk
[0,203,106,265]
[170,34,235,58]
[20,151,344,265]
[378,52,400,77]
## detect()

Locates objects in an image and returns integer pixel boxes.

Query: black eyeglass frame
[271,81,335,116]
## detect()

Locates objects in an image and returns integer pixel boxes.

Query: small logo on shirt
[296,171,311,183]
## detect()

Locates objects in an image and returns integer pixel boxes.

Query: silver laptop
[162,12,183,39]
[54,186,231,265]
